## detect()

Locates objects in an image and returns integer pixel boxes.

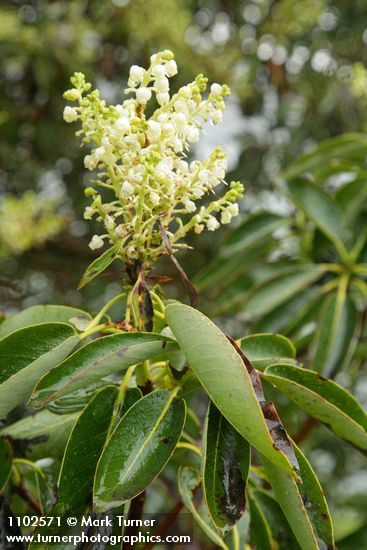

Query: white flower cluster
[63,50,243,268]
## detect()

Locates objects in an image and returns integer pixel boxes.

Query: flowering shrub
[63,50,243,269]
[1,51,367,550]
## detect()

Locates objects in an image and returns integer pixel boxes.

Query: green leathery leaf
[193,242,269,293]
[263,364,367,451]
[0,323,78,418]
[311,293,358,376]
[57,386,118,513]
[292,443,334,548]
[248,493,273,550]
[243,266,325,318]
[238,333,296,370]
[0,439,12,492]
[30,332,176,407]
[166,304,299,477]
[255,287,321,334]
[281,134,367,180]
[0,305,91,340]
[335,177,367,223]
[252,490,301,549]
[283,177,349,246]
[118,387,143,420]
[93,389,186,511]
[221,211,287,258]
[201,401,250,532]
[178,466,229,549]
[261,441,334,550]
[47,380,113,415]
[78,241,125,289]
[1,410,79,459]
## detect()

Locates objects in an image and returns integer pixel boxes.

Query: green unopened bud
[84,187,96,197]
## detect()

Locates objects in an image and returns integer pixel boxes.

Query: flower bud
[165,59,178,76]
[152,64,166,78]
[157,92,170,105]
[121,181,134,195]
[210,83,222,95]
[129,65,145,83]
[89,235,104,250]
[136,87,152,104]
[155,77,169,92]
[63,106,78,123]
[207,216,220,231]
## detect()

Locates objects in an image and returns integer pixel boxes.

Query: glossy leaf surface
[30,332,175,406]
[239,333,296,369]
[263,364,367,450]
[166,304,298,476]
[202,401,250,531]
[57,385,118,512]
[0,305,90,339]
[0,323,78,418]
[94,390,186,511]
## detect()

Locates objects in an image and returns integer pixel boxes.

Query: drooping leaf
[0,439,12,492]
[94,390,186,511]
[1,410,79,459]
[283,177,349,246]
[78,241,125,289]
[201,401,250,532]
[263,364,367,451]
[248,493,273,550]
[252,490,301,549]
[261,440,334,550]
[238,333,296,370]
[311,293,358,376]
[0,305,91,340]
[243,266,325,318]
[0,323,78,418]
[178,466,229,549]
[30,332,176,407]
[57,386,118,513]
[166,304,298,477]
[221,211,287,258]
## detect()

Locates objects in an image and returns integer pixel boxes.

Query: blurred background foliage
[2,0,367,544]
